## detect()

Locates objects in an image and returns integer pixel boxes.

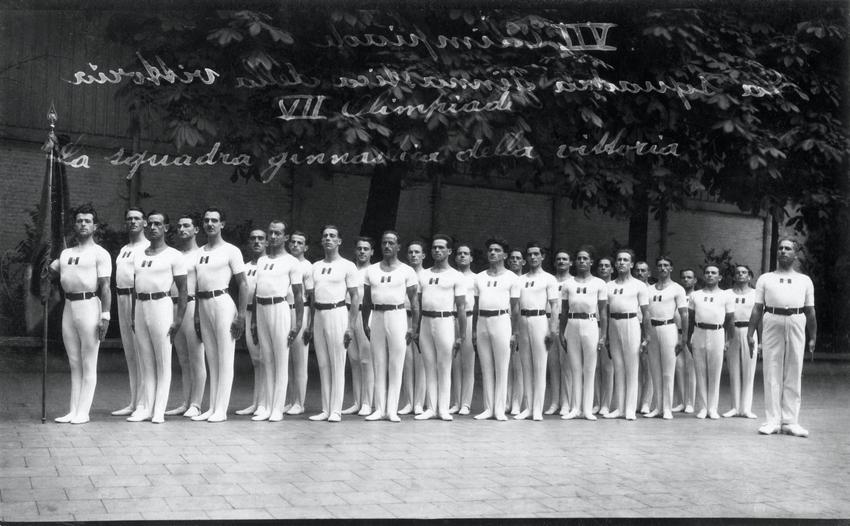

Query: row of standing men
[51,205,816,436]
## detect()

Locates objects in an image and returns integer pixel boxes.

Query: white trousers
[451,315,475,410]
[565,318,598,415]
[762,313,806,426]
[518,315,549,417]
[477,314,512,417]
[419,316,455,415]
[608,317,641,418]
[370,309,407,417]
[173,300,205,409]
[648,323,678,415]
[134,297,173,420]
[257,301,291,414]
[61,297,101,421]
[117,294,140,408]
[727,326,758,415]
[691,327,724,414]
[314,307,348,416]
[198,294,236,418]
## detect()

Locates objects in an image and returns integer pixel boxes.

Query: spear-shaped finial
[47,102,58,128]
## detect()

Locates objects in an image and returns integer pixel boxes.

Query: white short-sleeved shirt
[255,253,302,298]
[311,257,360,304]
[607,277,649,314]
[459,271,476,313]
[171,247,202,298]
[134,247,186,293]
[365,262,418,306]
[474,270,521,311]
[287,258,312,305]
[689,288,734,325]
[730,288,757,322]
[245,260,259,296]
[115,240,149,288]
[195,242,245,291]
[518,271,559,310]
[346,265,370,306]
[754,271,815,309]
[562,276,607,314]
[647,282,688,321]
[53,244,112,293]
[419,267,465,312]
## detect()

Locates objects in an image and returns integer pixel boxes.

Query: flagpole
[42,104,58,424]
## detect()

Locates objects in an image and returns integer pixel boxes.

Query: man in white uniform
[166,213,206,418]
[50,205,112,424]
[304,225,360,422]
[284,230,312,416]
[687,265,733,420]
[604,249,650,421]
[634,260,654,415]
[192,207,249,423]
[546,251,573,415]
[593,256,614,415]
[559,247,607,420]
[725,265,758,419]
[344,237,375,416]
[516,242,559,421]
[131,211,188,423]
[362,231,419,422]
[747,238,816,437]
[450,243,476,415]
[676,268,699,413]
[506,249,526,414]
[417,235,467,421]
[236,229,266,417]
[112,207,148,416]
[401,240,427,415]
[473,238,520,421]
[253,220,304,422]
[645,256,688,419]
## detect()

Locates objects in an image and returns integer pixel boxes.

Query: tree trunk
[628,183,649,260]
[430,167,442,235]
[658,204,668,257]
[360,165,402,239]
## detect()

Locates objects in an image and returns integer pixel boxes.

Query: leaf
[207,28,243,45]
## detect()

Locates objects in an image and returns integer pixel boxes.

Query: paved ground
[1,346,849,521]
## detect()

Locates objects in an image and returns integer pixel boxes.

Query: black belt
[765,306,805,316]
[116,287,134,296]
[315,300,346,310]
[610,312,637,320]
[66,291,96,301]
[197,289,228,299]
[479,309,509,317]
[172,295,195,304]
[466,310,473,316]
[651,318,675,327]
[520,309,546,317]
[373,303,405,312]
[734,321,749,328]
[567,312,596,320]
[422,310,454,318]
[136,291,169,301]
[256,296,286,306]
[697,322,723,330]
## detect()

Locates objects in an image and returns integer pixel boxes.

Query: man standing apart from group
[559,247,607,420]
[644,257,688,419]
[417,235,467,421]
[130,211,188,423]
[687,265,733,420]
[167,213,206,418]
[362,231,419,422]
[473,238,521,421]
[304,225,360,422]
[748,238,816,437]
[236,229,266,417]
[516,242,559,420]
[192,207,249,422]
[51,205,112,424]
[112,207,148,416]
[604,249,650,420]
[450,243,476,415]
[253,221,303,422]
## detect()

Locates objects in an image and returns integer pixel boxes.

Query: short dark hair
[176,212,200,227]
[655,255,673,266]
[432,234,453,247]
[525,241,543,255]
[703,264,720,273]
[203,207,226,222]
[269,219,288,231]
[125,206,145,219]
[597,256,612,266]
[555,250,572,260]
[777,237,799,251]
[680,267,696,277]
[735,264,754,278]
[146,210,169,225]
[356,236,374,248]
[381,230,400,242]
[289,230,308,243]
[635,260,649,268]
[322,224,340,237]
[74,203,98,224]
[455,242,472,253]
[576,245,595,261]
[486,238,510,253]
[407,239,426,252]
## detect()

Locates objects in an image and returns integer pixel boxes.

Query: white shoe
[684,405,694,414]
[308,412,329,421]
[758,423,781,435]
[458,406,470,415]
[357,405,372,416]
[341,405,359,415]
[722,408,738,418]
[782,423,809,438]
[671,403,685,412]
[414,409,436,420]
